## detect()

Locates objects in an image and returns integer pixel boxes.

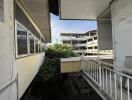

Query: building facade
[85,30,98,56]
[59,0,132,99]
[0,0,51,100]
[60,30,97,55]
[61,30,112,57]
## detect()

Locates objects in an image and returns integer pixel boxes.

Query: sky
[50,13,97,43]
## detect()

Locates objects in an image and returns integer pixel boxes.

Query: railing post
[103,68,104,89]
[99,62,102,89]
[80,56,83,71]
[106,69,108,92]
[114,73,117,100]
[110,71,112,96]
[120,76,122,100]
[127,78,130,100]
[82,58,132,100]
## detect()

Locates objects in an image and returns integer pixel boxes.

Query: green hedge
[35,44,78,81]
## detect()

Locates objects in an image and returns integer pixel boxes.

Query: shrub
[35,44,78,81]
[45,44,77,59]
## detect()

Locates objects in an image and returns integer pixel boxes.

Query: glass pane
[42,43,46,52]
[35,39,39,53]
[38,41,41,53]
[17,24,28,55]
[29,33,34,53]
[0,0,4,22]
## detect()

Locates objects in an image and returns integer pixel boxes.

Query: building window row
[0,0,4,22]
[94,37,97,40]
[16,21,45,58]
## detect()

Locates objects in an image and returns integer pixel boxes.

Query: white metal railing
[81,57,132,100]
[86,49,98,52]
[61,36,87,41]
[86,40,97,45]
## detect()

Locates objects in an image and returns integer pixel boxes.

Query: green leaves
[36,44,78,81]
[46,44,77,59]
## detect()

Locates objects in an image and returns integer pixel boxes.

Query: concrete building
[0,0,51,100]
[60,30,97,55]
[85,31,98,56]
[61,30,113,57]
[1,0,132,100]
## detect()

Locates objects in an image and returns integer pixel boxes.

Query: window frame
[15,20,45,59]
[38,40,41,53]
[28,32,35,54]
[34,36,38,54]
[15,20,28,58]
[0,0,4,23]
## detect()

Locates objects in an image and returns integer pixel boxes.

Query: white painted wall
[0,0,17,100]
[0,0,46,99]
[111,0,132,69]
[97,20,112,50]
[16,53,45,98]
[60,0,112,19]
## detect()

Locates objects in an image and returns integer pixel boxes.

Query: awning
[60,0,112,20]
[17,0,51,42]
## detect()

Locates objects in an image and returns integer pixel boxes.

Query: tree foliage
[45,44,77,59]
[35,44,78,81]
[26,44,78,100]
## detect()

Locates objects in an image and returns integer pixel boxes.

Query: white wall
[16,53,45,98]
[0,0,47,99]
[111,0,132,69]
[97,20,112,50]
[0,0,17,100]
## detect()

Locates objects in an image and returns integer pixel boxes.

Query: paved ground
[64,73,102,100]
[21,73,102,100]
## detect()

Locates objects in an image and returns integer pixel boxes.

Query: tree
[45,44,77,59]
[28,44,78,100]
[35,44,78,81]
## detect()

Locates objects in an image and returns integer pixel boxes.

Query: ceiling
[20,0,51,42]
[60,0,112,20]
[48,0,59,16]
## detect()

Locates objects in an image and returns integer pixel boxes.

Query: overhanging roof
[17,0,51,42]
[60,0,112,20]
[48,0,59,16]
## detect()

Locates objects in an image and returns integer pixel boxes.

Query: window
[38,41,41,53]
[16,21,45,58]
[88,47,93,49]
[80,46,86,50]
[94,37,97,40]
[29,33,34,53]
[0,0,4,22]
[88,39,92,42]
[17,24,28,55]
[35,38,39,53]
[79,41,87,44]
[94,46,97,49]
[41,43,46,52]
[63,41,71,44]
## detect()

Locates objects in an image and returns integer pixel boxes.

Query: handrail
[82,57,132,79]
[0,76,17,93]
[81,57,132,100]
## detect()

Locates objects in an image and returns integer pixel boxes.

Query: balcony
[61,57,132,100]
[61,36,87,41]
[86,49,98,54]
[99,50,113,55]
[86,40,97,46]
[73,50,86,53]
